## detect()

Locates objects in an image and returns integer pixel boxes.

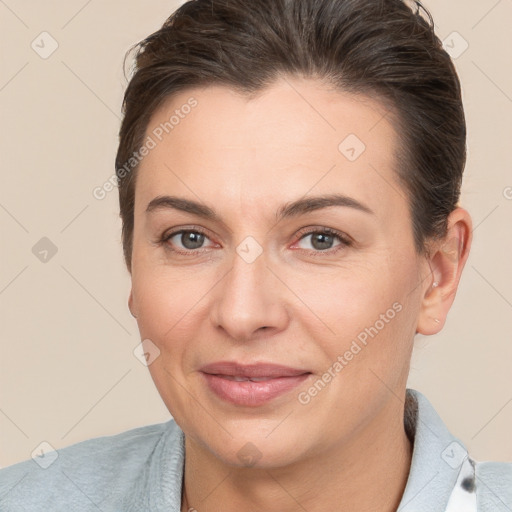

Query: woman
[1,0,510,510]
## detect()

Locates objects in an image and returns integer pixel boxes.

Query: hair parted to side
[115,0,466,273]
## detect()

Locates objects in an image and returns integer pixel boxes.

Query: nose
[209,245,290,342]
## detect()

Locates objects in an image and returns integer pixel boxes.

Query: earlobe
[416,280,445,335]
[128,289,137,319]
[416,207,472,336]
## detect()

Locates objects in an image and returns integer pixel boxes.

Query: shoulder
[475,459,512,511]
[0,419,183,512]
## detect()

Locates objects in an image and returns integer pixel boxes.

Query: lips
[200,361,310,381]
[200,361,311,406]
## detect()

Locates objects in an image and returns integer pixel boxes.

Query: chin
[190,426,308,469]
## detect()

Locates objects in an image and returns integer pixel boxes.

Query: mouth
[199,361,312,406]
[216,375,281,382]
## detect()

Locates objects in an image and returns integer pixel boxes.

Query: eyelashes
[158,225,353,257]
[159,227,216,255]
[293,226,352,255]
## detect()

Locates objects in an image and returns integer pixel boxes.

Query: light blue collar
[398,389,476,512]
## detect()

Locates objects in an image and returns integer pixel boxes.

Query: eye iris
[311,232,334,250]
[181,231,205,249]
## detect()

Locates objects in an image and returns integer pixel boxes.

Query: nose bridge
[210,240,289,341]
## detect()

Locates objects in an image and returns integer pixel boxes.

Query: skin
[128,75,472,512]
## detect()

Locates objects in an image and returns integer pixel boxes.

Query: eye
[159,226,352,257]
[160,228,217,255]
[293,227,352,255]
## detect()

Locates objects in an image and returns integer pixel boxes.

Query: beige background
[1,0,511,468]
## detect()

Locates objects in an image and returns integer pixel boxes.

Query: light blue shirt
[1,389,510,511]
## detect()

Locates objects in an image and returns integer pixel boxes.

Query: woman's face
[129,76,431,467]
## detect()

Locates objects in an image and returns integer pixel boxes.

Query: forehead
[135,76,405,221]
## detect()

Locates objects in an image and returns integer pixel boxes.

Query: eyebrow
[145,193,374,222]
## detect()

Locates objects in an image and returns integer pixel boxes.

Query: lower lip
[201,373,310,407]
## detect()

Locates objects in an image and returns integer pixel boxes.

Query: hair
[115,0,466,272]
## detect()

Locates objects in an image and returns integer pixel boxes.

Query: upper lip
[200,361,310,378]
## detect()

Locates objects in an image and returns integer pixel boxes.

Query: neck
[181,398,413,512]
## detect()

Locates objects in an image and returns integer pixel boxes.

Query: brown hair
[115,0,466,272]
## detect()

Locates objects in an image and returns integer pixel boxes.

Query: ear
[128,288,137,319]
[416,207,472,335]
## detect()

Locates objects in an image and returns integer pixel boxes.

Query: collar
[398,388,476,511]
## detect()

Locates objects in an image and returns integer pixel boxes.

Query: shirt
[0,388,510,511]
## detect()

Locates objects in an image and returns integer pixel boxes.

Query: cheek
[131,267,206,346]
[289,262,395,329]
[131,270,209,419]
[298,256,418,365]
